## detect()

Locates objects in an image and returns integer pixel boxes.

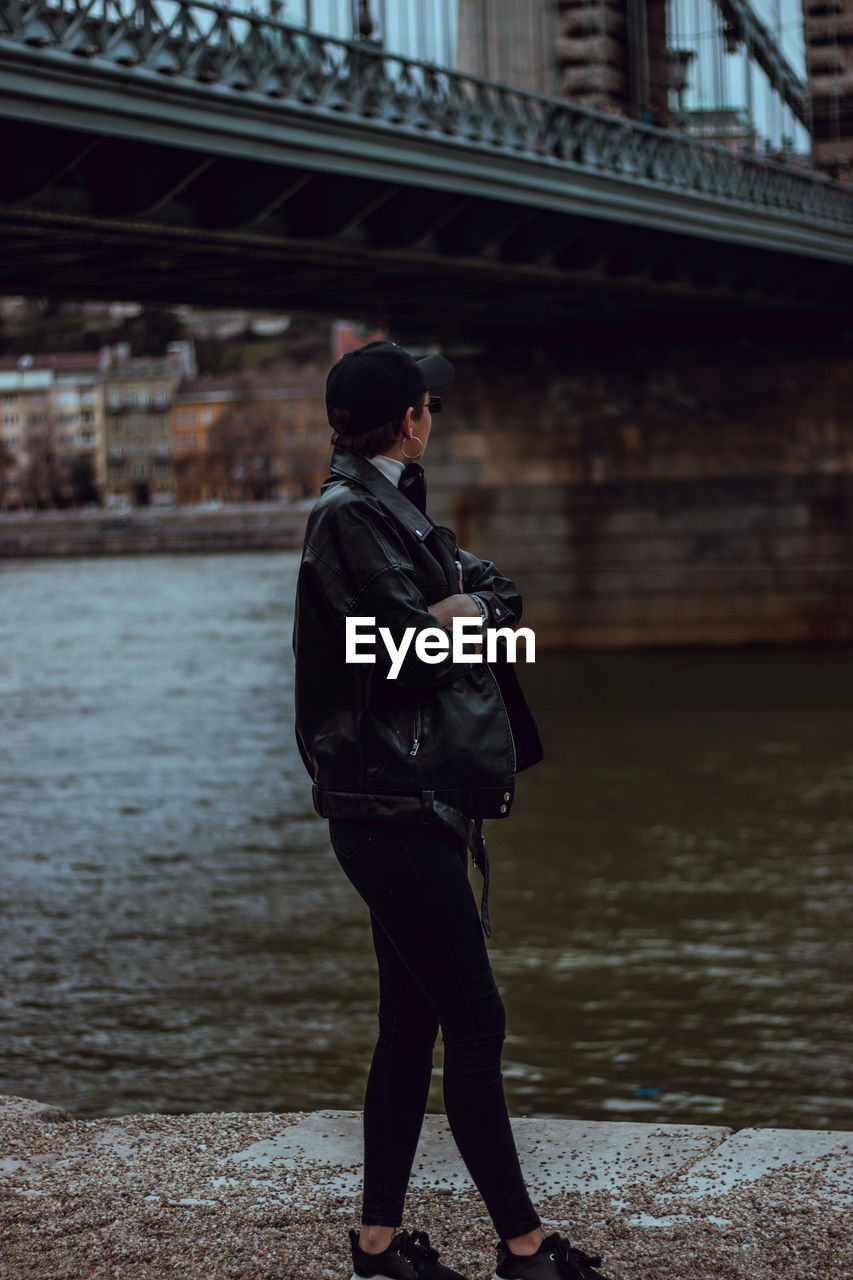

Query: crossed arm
[427,593,482,627]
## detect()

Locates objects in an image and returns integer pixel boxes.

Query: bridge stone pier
[427,331,853,648]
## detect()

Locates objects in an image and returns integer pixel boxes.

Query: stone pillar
[457,0,669,120]
[807,0,853,180]
[556,0,668,119]
[555,0,630,109]
[427,334,853,649]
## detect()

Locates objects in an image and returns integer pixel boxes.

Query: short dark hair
[330,394,426,458]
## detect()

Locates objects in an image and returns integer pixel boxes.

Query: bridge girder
[0,5,851,332]
[0,167,846,333]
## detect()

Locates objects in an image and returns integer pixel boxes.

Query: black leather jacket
[293,448,542,831]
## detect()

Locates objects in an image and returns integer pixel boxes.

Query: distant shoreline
[0,503,312,558]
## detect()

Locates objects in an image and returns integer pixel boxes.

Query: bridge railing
[2,0,853,228]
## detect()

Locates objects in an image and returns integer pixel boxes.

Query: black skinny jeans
[329,817,541,1242]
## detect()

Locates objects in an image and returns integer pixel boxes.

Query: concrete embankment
[1,1096,850,1279]
[0,505,311,559]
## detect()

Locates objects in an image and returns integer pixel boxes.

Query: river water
[2,553,851,1129]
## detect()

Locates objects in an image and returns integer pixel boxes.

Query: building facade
[103,356,181,507]
[173,373,329,505]
[0,342,331,510]
[0,354,106,510]
[0,364,54,511]
[100,342,196,507]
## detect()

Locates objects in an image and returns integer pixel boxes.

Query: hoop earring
[401,435,424,460]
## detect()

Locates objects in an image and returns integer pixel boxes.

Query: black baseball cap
[326,340,454,433]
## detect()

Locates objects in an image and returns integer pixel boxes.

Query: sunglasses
[427,396,442,413]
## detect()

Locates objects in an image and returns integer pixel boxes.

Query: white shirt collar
[367,454,405,488]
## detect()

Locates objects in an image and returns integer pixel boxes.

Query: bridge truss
[0,0,852,328]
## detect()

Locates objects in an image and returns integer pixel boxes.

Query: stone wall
[427,338,853,648]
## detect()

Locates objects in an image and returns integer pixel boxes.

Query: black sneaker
[349,1228,470,1280]
[493,1233,611,1280]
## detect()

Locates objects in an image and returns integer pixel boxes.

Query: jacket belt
[313,785,492,936]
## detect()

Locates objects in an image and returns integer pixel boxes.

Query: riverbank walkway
[1,1095,849,1279]
[0,504,310,558]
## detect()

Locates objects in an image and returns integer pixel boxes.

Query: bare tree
[207,382,281,502]
[0,436,13,510]
[69,454,100,507]
[21,407,70,509]
[286,425,326,499]
[173,446,207,506]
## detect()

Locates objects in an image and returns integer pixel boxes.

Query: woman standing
[293,341,610,1280]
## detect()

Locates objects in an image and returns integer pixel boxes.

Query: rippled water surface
[2,553,851,1128]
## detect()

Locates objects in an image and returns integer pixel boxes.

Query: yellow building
[102,345,193,507]
[172,373,329,506]
[0,349,329,510]
[172,381,231,505]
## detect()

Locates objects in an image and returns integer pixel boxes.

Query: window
[110,444,123,459]
[154,390,168,407]
[156,440,170,457]
[2,414,17,427]
[138,391,149,409]
[108,393,122,410]
[1,394,16,405]
[126,390,137,407]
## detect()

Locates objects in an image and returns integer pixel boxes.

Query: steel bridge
[1,0,852,330]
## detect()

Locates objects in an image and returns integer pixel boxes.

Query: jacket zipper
[456,548,515,774]
[410,704,421,756]
[485,663,516,774]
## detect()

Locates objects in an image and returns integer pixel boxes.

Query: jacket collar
[328,446,435,543]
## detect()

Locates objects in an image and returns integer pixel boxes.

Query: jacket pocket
[329,818,374,864]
